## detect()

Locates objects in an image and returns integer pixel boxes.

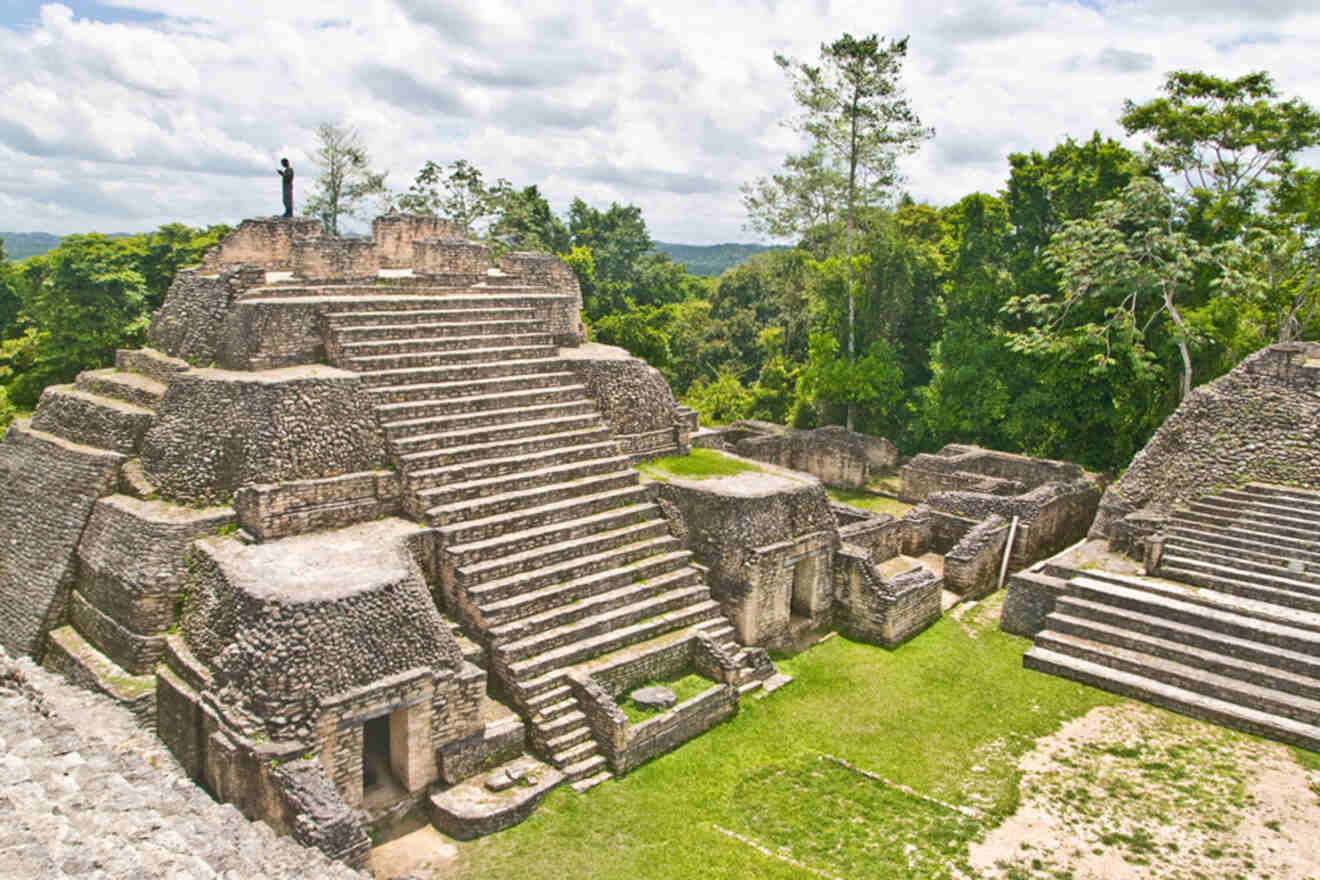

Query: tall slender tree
[756,34,931,428]
[304,123,389,235]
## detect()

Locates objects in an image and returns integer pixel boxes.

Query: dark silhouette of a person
[278,158,294,218]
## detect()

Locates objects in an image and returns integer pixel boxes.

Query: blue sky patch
[0,2,164,30]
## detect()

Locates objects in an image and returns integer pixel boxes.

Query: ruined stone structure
[698,421,898,488]
[0,215,754,864]
[1006,342,1320,751]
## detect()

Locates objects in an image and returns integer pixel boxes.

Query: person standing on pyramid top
[278,157,294,218]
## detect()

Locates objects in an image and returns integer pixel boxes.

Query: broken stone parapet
[714,421,898,489]
[234,470,401,542]
[202,217,323,272]
[373,214,461,268]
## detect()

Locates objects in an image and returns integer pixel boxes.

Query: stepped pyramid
[1007,342,1320,751]
[0,215,770,864]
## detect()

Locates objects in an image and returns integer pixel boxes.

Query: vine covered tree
[751,33,931,428]
[304,123,389,235]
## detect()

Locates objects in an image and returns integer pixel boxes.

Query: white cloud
[0,0,1317,242]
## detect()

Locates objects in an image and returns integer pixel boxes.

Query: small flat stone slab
[630,685,677,710]
[484,765,525,792]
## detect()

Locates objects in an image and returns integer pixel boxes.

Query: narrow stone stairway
[315,287,736,785]
[1022,483,1320,750]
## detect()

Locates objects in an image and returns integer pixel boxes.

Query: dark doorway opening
[363,714,391,794]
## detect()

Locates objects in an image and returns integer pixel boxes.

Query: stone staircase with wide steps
[316,288,738,784]
[1023,483,1320,751]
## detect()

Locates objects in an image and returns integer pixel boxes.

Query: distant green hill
[2,232,62,261]
[654,241,788,277]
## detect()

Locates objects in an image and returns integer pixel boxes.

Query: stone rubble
[0,647,366,880]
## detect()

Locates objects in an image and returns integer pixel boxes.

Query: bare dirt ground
[969,701,1320,879]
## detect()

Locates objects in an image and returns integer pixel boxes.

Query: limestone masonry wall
[234,471,401,541]
[202,218,322,271]
[373,214,462,267]
[560,343,686,460]
[150,266,264,366]
[140,366,385,505]
[1092,342,1320,541]
[731,423,898,488]
[0,422,123,658]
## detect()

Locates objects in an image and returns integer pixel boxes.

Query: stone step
[1177,506,1320,545]
[1162,544,1320,590]
[322,302,540,321]
[506,600,723,681]
[1209,491,1320,524]
[30,386,153,455]
[357,357,565,389]
[363,371,579,406]
[1157,557,1320,613]
[571,769,613,794]
[1046,607,1320,700]
[481,551,695,628]
[407,441,621,493]
[528,687,574,720]
[1187,498,1320,535]
[558,748,606,780]
[495,583,712,662]
[426,469,638,527]
[436,485,649,547]
[550,735,599,766]
[545,723,594,755]
[1068,574,1320,652]
[384,399,598,440]
[450,503,660,567]
[1238,483,1320,511]
[333,318,545,342]
[373,382,588,420]
[391,412,604,456]
[398,427,614,474]
[1023,646,1320,751]
[340,332,553,357]
[1164,532,1320,575]
[1166,522,1320,564]
[536,708,586,738]
[347,344,559,373]
[74,369,165,410]
[469,536,684,607]
[416,457,633,511]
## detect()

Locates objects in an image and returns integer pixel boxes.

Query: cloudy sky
[0,0,1317,243]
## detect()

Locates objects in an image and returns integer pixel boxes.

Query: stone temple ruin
[998,341,1320,751]
[0,213,1103,866]
[11,210,1308,867]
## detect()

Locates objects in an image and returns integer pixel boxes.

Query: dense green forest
[0,64,1316,475]
[652,242,788,276]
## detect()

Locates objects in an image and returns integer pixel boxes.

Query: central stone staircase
[256,284,740,786]
[1022,483,1320,750]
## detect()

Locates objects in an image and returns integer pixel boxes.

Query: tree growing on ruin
[749,34,932,429]
[304,123,389,236]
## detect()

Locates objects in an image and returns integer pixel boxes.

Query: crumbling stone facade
[697,421,898,488]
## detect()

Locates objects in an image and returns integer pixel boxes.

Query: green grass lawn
[636,448,765,481]
[826,487,914,518]
[458,605,1120,879]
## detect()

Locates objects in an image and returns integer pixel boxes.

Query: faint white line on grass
[820,754,986,821]
[711,824,847,880]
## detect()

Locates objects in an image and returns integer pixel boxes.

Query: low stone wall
[901,444,1083,503]
[834,547,941,646]
[572,672,738,775]
[999,569,1069,638]
[839,508,932,562]
[140,366,385,505]
[0,422,124,659]
[373,214,461,268]
[1093,342,1320,540]
[201,218,322,272]
[943,514,1010,598]
[928,479,1102,570]
[414,237,492,275]
[216,297,329,370]
[729,423,898,489]
[292,238,379,280]
[437,716,527,786]
[234,471,401,541]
